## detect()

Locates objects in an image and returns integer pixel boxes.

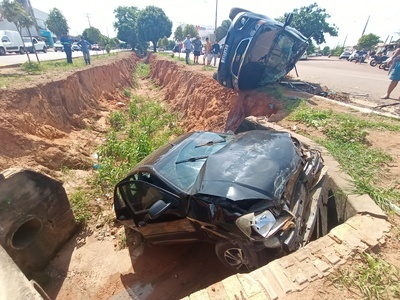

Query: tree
[322,46,331,56]
[45,8,69,39]
[174,25,184,42]
[357,33,381,50]
[279,3,338,45]
[82,26,101,44]
[0,0,36,62]
[137,6,172,52]
[215,19,231,41]
[182,24,197,39]
[113,6,139,50]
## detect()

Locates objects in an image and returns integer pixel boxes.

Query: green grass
[93,92,183,194]
[70,189,92,225]
[330,253,400,299]
[287,102,400,210]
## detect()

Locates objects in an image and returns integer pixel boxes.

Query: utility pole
[361,15,370,37]
[342,33,348,50]
[85,13,91,27]
[214,0,218,33]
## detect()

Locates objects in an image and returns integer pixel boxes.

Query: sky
[30,0,400,48]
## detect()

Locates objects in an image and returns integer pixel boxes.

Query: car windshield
[239,28,305,89]
[155,132,234,192]
[22,38,31,42]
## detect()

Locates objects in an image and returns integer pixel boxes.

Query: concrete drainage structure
[0,168,77,298]
[183,117,390,300]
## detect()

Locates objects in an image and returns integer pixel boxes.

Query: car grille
[232,39,250,76]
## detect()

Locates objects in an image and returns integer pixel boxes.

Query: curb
[183,118,390,300]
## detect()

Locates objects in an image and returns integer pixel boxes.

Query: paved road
[0,48,115,66]
[288,57,393,105]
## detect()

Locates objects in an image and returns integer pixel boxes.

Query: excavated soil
[1,52,400,300]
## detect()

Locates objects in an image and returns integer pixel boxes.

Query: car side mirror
[148,200,171,219]
[284,13,293,27]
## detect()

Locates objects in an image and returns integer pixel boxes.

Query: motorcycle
[379,58,390,71]
[370,55,389,67]
[355,53,366,64]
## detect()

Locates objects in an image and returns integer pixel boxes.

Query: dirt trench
[0,53,291,300]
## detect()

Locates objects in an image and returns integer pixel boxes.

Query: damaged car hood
[194,130,302,201]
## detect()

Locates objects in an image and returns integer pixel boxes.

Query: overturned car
[114,124,326,271]
[214,8,308,90]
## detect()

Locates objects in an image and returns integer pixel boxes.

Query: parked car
[214,8,308,90]
[348,50,360,62]
[71,42,80,51]
[113,124,325,271]
[0,30,25,55]
[91,44,101,51]
[22,37,47,53]
[339,51,351,60]
[54,41,64,52]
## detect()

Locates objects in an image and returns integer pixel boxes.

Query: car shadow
[116,228,235,300]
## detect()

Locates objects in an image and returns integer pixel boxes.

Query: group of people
[183,34,220,67]
[60,33,91,65]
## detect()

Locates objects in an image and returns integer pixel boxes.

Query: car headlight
[236,210,276,239]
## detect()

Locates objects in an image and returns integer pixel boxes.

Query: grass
[93,89,183,195]
[330,253,400,299]
[286,102,400,210]
[70,189,92,225]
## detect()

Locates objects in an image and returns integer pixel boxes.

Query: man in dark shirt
[60,32,72,64]
[211,39,221,67]
[77,36,91,65]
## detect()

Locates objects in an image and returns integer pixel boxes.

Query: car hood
[194,130,302,202]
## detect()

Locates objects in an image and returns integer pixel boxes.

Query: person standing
[60,32,72,64]
[192,35,202,65]
[210,39,220,67]
[77,36,91,65]
[381,46,400,100]
[184,34,192,65]
[203,37,212,66]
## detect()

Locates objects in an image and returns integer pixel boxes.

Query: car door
[114,172,199,244]
[1,36,13,51]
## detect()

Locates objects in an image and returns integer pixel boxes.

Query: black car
[214,8,309,90]
[113,125,324,271]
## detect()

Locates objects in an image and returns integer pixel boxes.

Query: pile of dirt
[0,52,138,177]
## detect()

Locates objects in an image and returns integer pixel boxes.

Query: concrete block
[237,273,265,297]
[312,258,331,273]
[249,292,270,300]
[221,275,247,300]
[252,269,279,300]
[267,261,297,295]
[206,282,229,300]
[0,168,77,275]
[346,194,386,219]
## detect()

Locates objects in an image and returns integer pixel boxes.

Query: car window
[119,172,163,212]
[2,36,10,43]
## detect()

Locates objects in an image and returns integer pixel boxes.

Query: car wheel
[215,241,252,271]
[42,47,47,53]
[0,47,6,55]
[19,47,25,54]
[229,7,250,20]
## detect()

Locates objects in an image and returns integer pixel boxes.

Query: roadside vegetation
[286,101,400,210]
[330,253,400,299]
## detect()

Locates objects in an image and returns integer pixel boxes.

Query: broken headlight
[236,210,276,239]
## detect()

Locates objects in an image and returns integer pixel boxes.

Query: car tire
[42,47,47,53]
[19,47,25,54]
[229,7,250,20]
[215,241,252,271]
[0,47,6,55]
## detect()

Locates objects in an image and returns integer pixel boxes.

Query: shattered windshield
[156,132,233,192]
[239,28,299,89]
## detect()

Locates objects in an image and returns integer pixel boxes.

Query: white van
[0,30,25,55]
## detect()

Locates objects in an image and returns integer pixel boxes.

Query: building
[0,1,55,46]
